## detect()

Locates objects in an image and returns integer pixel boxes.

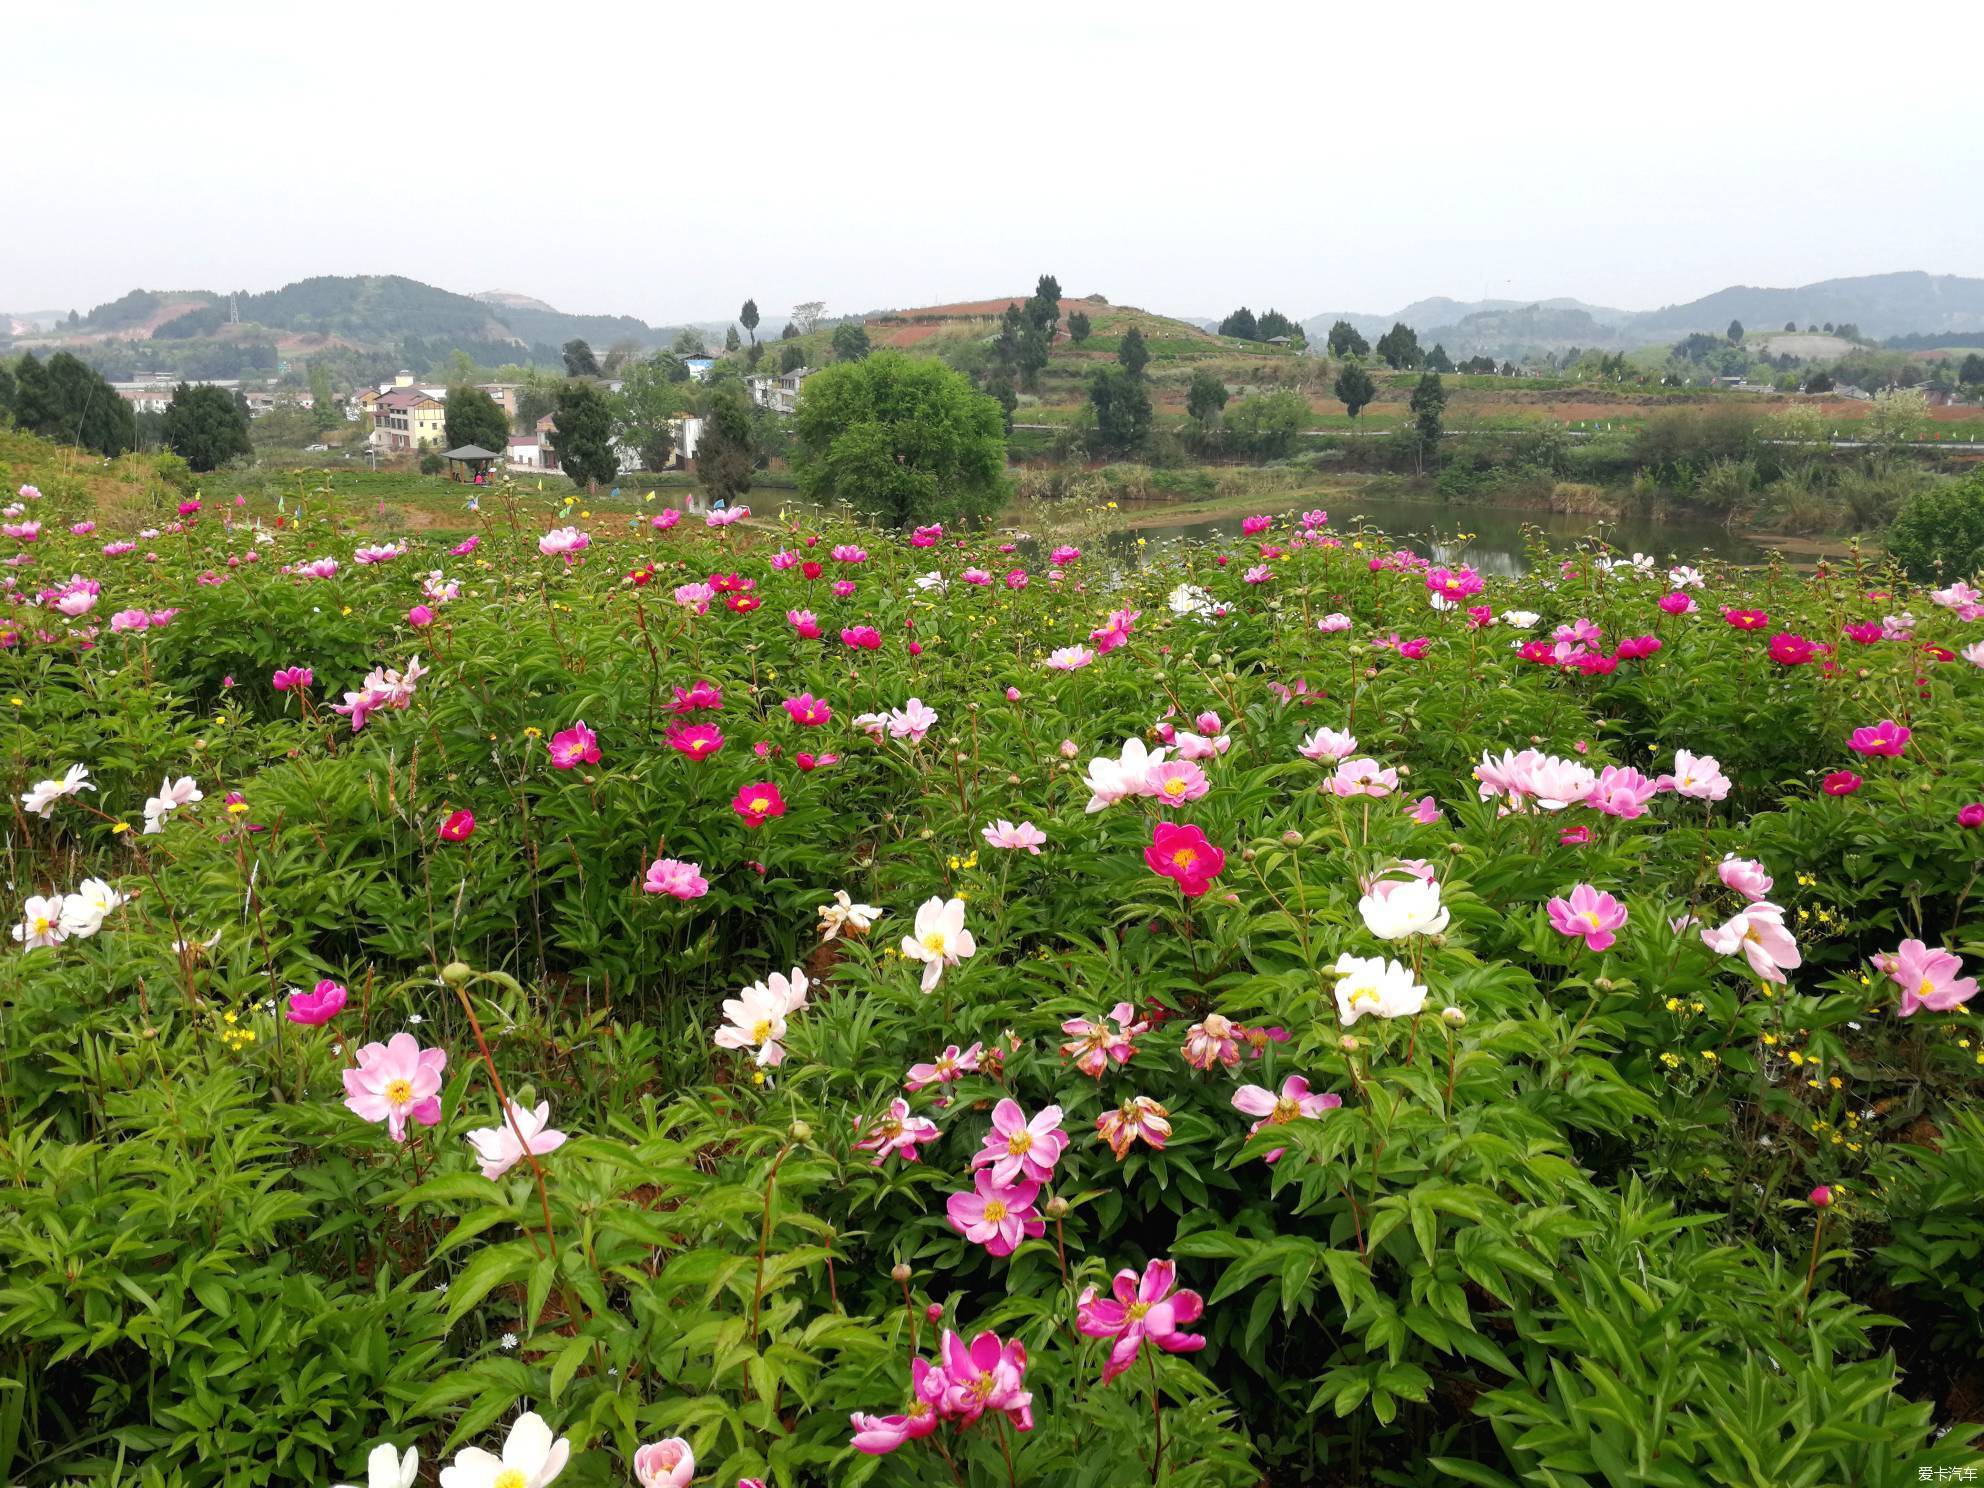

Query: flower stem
[750,1142,792,1340]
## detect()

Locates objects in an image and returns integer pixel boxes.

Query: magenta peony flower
[1847,720,1910,757]
[937,1329,1032,1429]
[849,1357,946,1454]
[731,782,786,826]
[1959,803,1984,829]
[286,978,347,1025]
[547,720,600,769]
[271,665,313,691]
[1145,821,1224,896]
[437,808,475,843]
[1822,770,1863,796]
[665,722,724,760]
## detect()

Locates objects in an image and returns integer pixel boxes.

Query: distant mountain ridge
[1300,271,1984,356]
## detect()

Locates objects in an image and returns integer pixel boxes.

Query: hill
[864,296,1287,364]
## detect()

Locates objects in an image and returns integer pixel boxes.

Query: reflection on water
[1089,497,1761,576]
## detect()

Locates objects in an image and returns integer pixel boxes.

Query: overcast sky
[8,0,1981,324]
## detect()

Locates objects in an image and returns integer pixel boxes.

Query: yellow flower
[523,726,542,739]
[110,821,132,835]
[226,801,249,816]
[1658,1052,1681,1068]
[341,606,352,616]
[1700,1050,1718,1063]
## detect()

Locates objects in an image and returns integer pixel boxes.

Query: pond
[1087,495,1763,576]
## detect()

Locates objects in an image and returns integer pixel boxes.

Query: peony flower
[887,697,937,742]
[1330,757,1398,799]
[13,894,68,951]
[1060,1002,1147,1078]
[937,1329,1033,1429]
[20,763,93,817]
[1358,874,1450,940]
[1145,821,1224,896]
[1096,1095,1172,1159]
[666,722,724,760]
[1959,803,1984,829]
[1146,759,1210,806]
[900,896,975,992]
[971,1098,1068,1185]
[287,978,347,1025]
[547,721,599,769]
[1076,1260,1208,1382]
[849,1357,946,1455]
[817,889,880,940]
[1083,738,1169,812]
[673,582,714,614]
[1847,720,1910,757]
[981,819,1046,853]
[537,527,589,559]
[1182,1013,1244,1071]
[631,1439,694,1488]
[946,1168,1043,1256]
[60,877,124,938]
[1331,953,1428,1023]
[714,982,793,1067]
[841,625,883,651]
[271,665,313,692]
[466,1100,569,1180]
[1883,939,1978,1016]
[1298,727,1357,762]
[437,1411,569,1488]
[643,857,708,900]
[1821,770,1862,796]
[1718,855,1773,902]
[334,1441,418,1488]
[142,774,204,834]
[1546,883,1628,952]
[1045,644,1095,670]
[672,680,723,712]
[731,782,787,826]
[1231,1076,1340,1162]
[907,1041,981,1095]
[342,1033,446,1142]
[1700,903,1801,984]
[853,1098,941,1166]
[1659,750,1731,801]
[782,691,832,726]
[1587,765,1660,820]
[438,809,476,843]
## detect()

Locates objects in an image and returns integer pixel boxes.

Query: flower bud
[890,1262,913,1283]
[787,1120,813,1143]
[1440,1006,1466,1026]
[1045,1195,1071,1218]
[924,1302,943,1322]
[1281,830,1304,847]
[441,960,473,985]
[1339,1035,1360,1053]
[1808,1185,1832,1208]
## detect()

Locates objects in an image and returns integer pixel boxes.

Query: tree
[740,299,760,345]
[548,381,617,490]
[1224,390,1308,458]
[1865,387,1929,467]
[687,389,749,506]
[0,361,14,421]
[1256,309,1298,341]
[1959,353,1984,386]
[1884,472,1984,582]
[1015,325,1049,391]
[1784,321,1797,332]
[1375,322,1422,370]
[1025,275,1061,335]
[12,352,136,456]
[1327,320,1370,358]
[791,301,826,335]
[792,352,1006,527]
[514,370,561,430]
[1727,319,1744,343]
[780,322,801,341]
[1426,343,1455,373]
[780,342,808,374]
[444,384,510,453]
[1219,307,1258,341]
[602,339,643,375]
[669,328,708,357]
[307,361,338,431]
[162,383,252,471]
[724,324,741,353]
[1408,371,1447,471]
[1087,366,1152,454]
[1067,311,1091,344]
[1186,369,1229,424]
[1117,326,1149,378]
[562,339,600,378]
[831,322,872,362]
[1333,361,1377,419]
[612,359,684,472]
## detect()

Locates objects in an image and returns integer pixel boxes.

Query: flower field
[4,444,1983,1487]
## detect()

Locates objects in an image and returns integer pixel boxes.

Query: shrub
[1883,472,1984,580]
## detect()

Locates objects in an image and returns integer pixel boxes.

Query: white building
[747,367,810,415]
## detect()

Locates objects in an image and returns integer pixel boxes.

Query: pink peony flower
[465,1099,569,1180]
[1182,1013,1245,1072]
[906,1041,982,1096]
[286,978,347,1025]
[1146,759,1210,807]
[632,1438,695,1488]
[787,608,822,638]
[852,1097,941,1166]
[341,1033,446,1142]
[782,691,832,726]
[1060,1002,1148,1078]
[1882,939,1978,1016]
[1231,1075,1340,1162]
[271,665,313,691]
[849,1358,946,1454]
[1658,750,1731,802]
[547,720,600,769]
[643,857,708,899]
[1587,765,1659,820]
[937,1329,1032,1429]
[840,625,883,651]
[1717,855,1772,901]
[1330,757,1398,798]
[1546,883,1628,952]
[1076,1260,1207,1382]
[981,818,1046,853]
[946,1169,1043,1256]
[970,1098,1067,1185]
[1700,903,1802,984]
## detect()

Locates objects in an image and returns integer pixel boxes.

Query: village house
[747,367,811,415]
[371,387,448,451]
